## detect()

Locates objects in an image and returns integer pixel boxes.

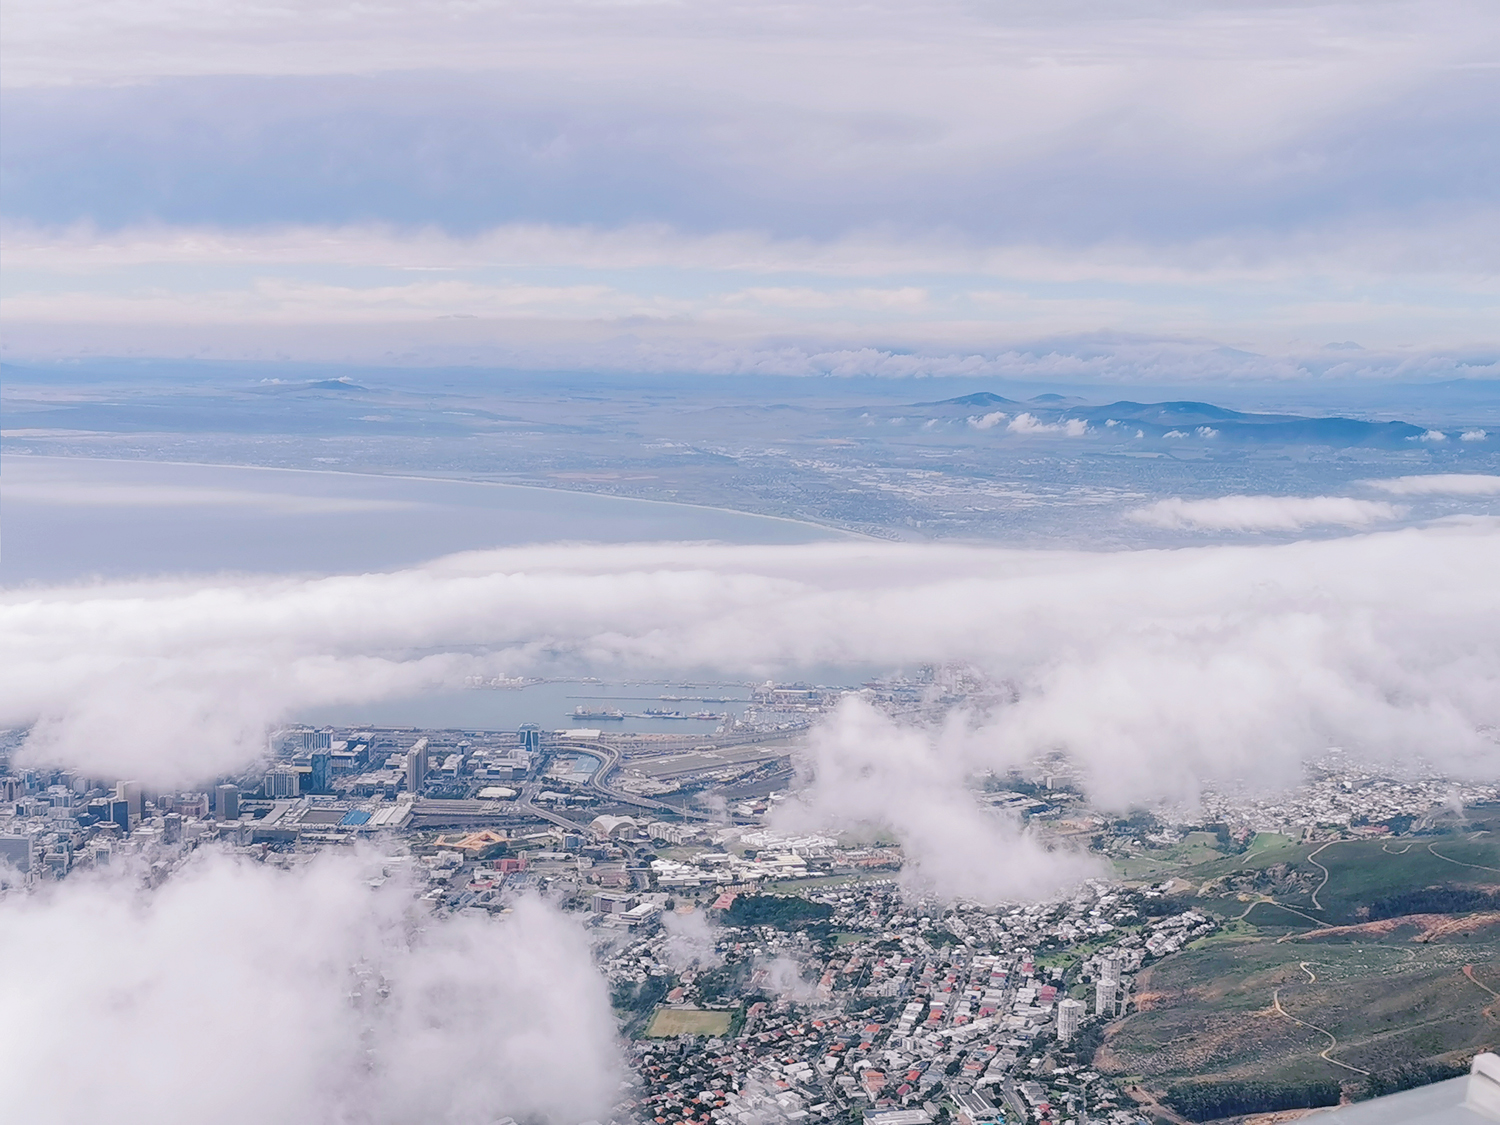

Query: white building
[264,767,300,799]
[1095,978,1117,1017]
[405,739,430,794]
[1057,997,1085,1041]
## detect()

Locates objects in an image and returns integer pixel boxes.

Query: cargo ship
[571,706,625,720]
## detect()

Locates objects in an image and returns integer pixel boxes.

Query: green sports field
[644,1007,734,1037]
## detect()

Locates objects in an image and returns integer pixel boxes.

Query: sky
[3,0,1498,377]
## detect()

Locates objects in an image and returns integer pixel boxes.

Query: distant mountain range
[906,393,1434,447]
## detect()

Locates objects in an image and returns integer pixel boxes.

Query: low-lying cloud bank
[4,523,1497,814]
[777,699,1104,901]
[1129,494,1403,531]
[1365,473,1500,496]
[0,850,620,1125]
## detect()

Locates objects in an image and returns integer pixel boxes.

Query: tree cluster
[1164,1079,1340,1120]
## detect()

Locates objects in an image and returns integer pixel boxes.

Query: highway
[554,738,715,820]
[514,730,793,832]
[514,777,593,833]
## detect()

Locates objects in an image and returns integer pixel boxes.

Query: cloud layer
[0,849,620,1125]
[5,526,1497,816]
[1130,494,1404,531]
[1366,473,1500,496]
[3,0,1497,366]
[6,0,1495,244]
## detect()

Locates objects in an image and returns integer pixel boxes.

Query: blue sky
[2,0,1497,379]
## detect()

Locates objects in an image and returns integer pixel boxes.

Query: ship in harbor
[571,706,625,720]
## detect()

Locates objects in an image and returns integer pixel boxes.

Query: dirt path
[1241,897,1335,938]
[1428,842,1500,873]
[1307,841,1336,911]
[1269,902,1333,928]
[1463,964,1500,1023]
[1270,987,1370,1075]
[1235,892,1331,929]
[1464,965,1499,999]
[1300,962,1317,983]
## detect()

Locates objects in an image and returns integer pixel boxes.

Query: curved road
[562,740,713,819]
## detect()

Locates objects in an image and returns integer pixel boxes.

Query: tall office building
[405,739,430,795]
[309,752,330,794]
[1057,998,1085,1042]
[117,780,142,821]
[304,729,332,751]
[216,784,240,822]
[518,725,542,755]
[106,798,131,833]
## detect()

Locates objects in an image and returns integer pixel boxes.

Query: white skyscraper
[1095,978,1117,1017]
[1057,997,1085,1042]
[406,739,430,795]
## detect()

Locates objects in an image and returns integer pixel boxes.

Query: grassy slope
[1101,824,1500,1093]
[1104,927,1499,1085]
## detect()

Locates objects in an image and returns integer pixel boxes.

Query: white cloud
[969,411,1008,429]
[6,217,1499,288]
[1129,495,1403,532]
[3,528,1497,821]
[1005,413,1088,436]
[755,956,819,1004]
[776,699,1101,901]
[1365,473,1500,496]
[661,908,723,972]
[4,222,1498,373]
[1462,429,1488,442]
[730,286,928,312]
[0,849,620,1125]
[4,0,1499,364]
